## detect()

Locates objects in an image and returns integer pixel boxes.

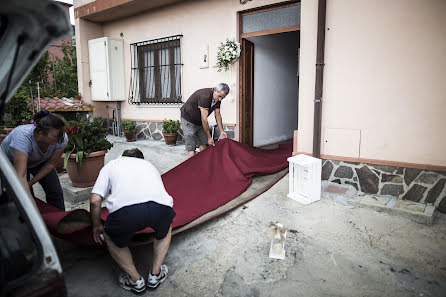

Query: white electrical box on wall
[88,37,125,101]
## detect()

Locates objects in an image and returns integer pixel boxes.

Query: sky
[57,0,75,25]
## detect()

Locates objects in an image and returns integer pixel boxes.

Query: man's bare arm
[199,107,214,146]
[214,108,227,139]
[90,193,104,245]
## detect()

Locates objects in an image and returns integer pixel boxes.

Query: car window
[0,171,39,288]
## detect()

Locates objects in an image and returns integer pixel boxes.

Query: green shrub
[162,119,180,133]
[5,93,33,127]
[120,120,136,131]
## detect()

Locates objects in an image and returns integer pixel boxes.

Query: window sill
[134,103,183,108]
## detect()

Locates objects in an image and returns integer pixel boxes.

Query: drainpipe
[312,0,327,158]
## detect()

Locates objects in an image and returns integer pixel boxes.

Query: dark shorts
[104,201,176,248]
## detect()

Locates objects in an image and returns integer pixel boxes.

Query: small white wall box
[287,154,322,205]
[88,37,125,101]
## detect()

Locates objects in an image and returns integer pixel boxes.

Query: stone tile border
[353,194,436,226]
[105,120,235,145]
[134,121,235,144]
[322,159,446,214]
[320,182,436,225]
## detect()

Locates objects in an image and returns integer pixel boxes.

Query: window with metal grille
[129,35,182,104]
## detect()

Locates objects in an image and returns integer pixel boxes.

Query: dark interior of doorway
[242,30,300,148]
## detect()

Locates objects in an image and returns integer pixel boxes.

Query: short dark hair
[34,110,65,143]
[122,148,144,159]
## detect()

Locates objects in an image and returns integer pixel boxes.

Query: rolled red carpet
[36,139,292,246]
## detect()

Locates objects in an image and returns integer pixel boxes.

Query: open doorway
[239,2,300,147]
[246,31,299,147]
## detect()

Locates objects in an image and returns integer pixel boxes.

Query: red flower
[65,126,69,134]
[70,126,80,134]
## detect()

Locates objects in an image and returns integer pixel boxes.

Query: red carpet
[36,139,292,246]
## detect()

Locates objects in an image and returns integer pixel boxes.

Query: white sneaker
[118,273,146,293]
[147,264,168,289]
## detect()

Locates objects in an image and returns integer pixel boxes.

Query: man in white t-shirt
[90,148,176,293]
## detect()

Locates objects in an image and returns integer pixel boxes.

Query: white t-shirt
[92,156,173,213]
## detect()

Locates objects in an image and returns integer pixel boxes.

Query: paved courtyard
[35,136,446,297]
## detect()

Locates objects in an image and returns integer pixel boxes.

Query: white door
[88,39,109,101]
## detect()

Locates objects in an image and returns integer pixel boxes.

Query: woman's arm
[28,149,63,187]
[13,149,33,197]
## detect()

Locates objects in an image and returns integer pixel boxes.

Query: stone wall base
[322,159,446,213]
[134,121,235,144]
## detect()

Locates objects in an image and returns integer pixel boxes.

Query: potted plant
[120,120,136,142]
[162,119,180,145]
[64,116,113,187]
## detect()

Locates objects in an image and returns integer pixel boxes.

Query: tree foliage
[6,41,79,127]
[4,92,33,127]
[12,41,78,99]
[52,41,78,98]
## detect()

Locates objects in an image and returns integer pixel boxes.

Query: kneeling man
[90,148,175,293]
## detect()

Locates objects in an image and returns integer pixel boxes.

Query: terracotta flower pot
[124,129,137,142]
[65,150,106,188]
[55,155,65,173]
[163,132,178,146]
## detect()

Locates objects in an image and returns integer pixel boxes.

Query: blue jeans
[28,163,65,211]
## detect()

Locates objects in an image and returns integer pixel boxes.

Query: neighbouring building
[48,1,76,83]
[73,0,446,211]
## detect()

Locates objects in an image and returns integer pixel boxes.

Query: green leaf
[76,151,84,167]
[63,147,74,169]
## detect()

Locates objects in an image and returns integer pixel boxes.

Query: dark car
[0,1,71,296]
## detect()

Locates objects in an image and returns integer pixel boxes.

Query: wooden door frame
[240,39,254,145]
[238,0,301,145]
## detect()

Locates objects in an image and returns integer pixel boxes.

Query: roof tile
[25,97,95,112]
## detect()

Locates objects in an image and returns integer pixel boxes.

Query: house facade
[74,0,446,210]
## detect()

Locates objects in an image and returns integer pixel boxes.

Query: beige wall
[75,18,103,113]
[76,0,446,167]
[298,0,446,166]
[297,0,317,155]
[76,0,289,131]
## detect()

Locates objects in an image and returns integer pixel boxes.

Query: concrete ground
[36,136,446,297]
